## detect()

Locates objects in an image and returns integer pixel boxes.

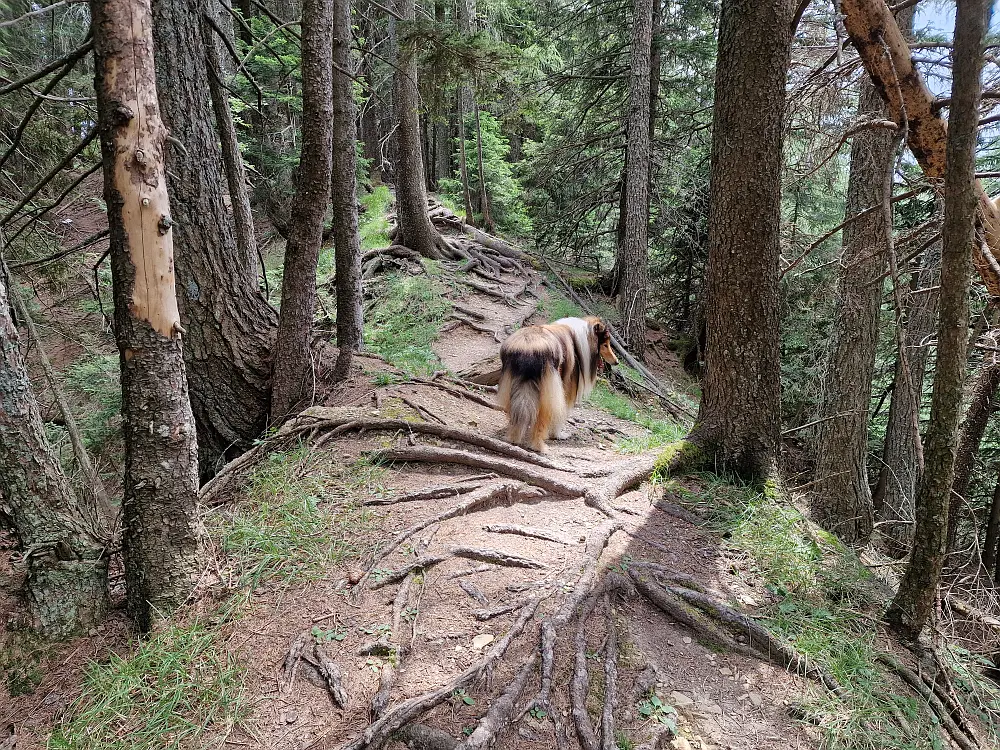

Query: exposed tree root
[451,546,549,569]
[571,594,601,750]
[475,598,533,622]
[314,644,349,709]
[343,596,543,750]
[878,653,981,750]
[482,523,575,545]
[652,498,707,525]
[600,595,619,750]
[400,378,503,411]
[458,579,489,605]
[456,654,539,750]
[398,396,447,425]
[395,724,459,750]
[448,564,498,579]
[445,314,502,341]
[364,478,489,506]
[370,556,449,590]
[281,630,310,695]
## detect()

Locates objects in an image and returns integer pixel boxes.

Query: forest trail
[171,253,819,750]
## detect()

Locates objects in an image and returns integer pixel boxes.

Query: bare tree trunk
[946,352,1000,557]
[473,106,494,233]
[874,238,941,556]
[616,0,653,357]
[271,0,335,419]
[392,0,446,258]
[0,264,108,636]
[332,0,363,378]
[886,0,988,641]
[152,0,277,478]
[457,96,475,224]
[93,0,202,631]
[687,0,791,480]
[205,13,259,281]
[810,81,895,547]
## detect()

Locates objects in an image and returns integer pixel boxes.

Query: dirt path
[210,264,819,750]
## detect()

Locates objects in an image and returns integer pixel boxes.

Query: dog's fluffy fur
[497,316,618,453]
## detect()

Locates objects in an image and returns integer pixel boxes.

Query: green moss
[652,440,703,479]
[364,272,452,375]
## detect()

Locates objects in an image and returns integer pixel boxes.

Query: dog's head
[586,317,618,370]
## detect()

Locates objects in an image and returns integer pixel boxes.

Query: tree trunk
[617,0,654,358]
[841,0,1000,298]
[886,0,988,641]
[93,0,202,631]
[947,352,1000,556]
[205,13,259,282]
[687,0,791,480]
[152,0,276,477]
[392,0,444,258]
[473,106,494,233]
[0,266,108,636]
[271,0,335,419]
[810,81,895,547]
[332,0,363,379]
[874,237,941,556]
[457,96,475,225]
[982,471,1000,573]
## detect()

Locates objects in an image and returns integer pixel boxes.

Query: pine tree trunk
[152,0,277,477]
[982,472,1000,573]
[392,0,443,257]
[810,81,895,547]
[473,106,494,233]
[332,0,363,378]
[617,0,653,357]
[0,267,109,636]
[946,353,1000,556]
[205,14,259,281]
[886,0,988,641]
[874,238,940,556]
[687,0,791,480]
[271,0,335,419]
[93,0,202,631]
[457,96,475,225]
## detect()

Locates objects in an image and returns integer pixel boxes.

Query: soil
[0,233,820,750]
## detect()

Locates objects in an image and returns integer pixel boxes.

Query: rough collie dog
[497,316,618,453]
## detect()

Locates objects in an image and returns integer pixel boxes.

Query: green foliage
[359,185,393,250]
[587,379,687,453]
[50,621,248,750]
[636,692,677,732]
[441,111,532,236]
[1,630,45,698]
[364,272,452,375]
[207,447,377,588]
[63,354,122,454]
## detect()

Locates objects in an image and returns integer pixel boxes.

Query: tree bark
[205,12,259,281]
[0,266,108,637]
[332,0,363,378]
[841,0,1000,298]
[687,0,791,480]
[617,0,653,358]
[392,0,444,258]
[152,0,277,477]
[456,0,476,225]
[810,80,895,547]
[886,0,988,641]
[93,0,202,631]
[982,471,1000,573]
[874,237,941,556]
[472,105,494,233]
[947,352,1000,556]
[271,0,335,419]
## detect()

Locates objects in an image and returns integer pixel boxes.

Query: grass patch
[588,378,686,454]
[662,475,942,750]
[364,271,451,375]
[50,621,248,750]
[207,446,379,588]
[360,185,392,250]
[538,290,584,321]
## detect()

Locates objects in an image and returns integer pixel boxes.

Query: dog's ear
[593,320,606,337]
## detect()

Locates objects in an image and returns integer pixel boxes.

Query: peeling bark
[93,0,202,630]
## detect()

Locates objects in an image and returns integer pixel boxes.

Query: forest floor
[2,188,1000,750]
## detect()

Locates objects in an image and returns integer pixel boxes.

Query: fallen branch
[314,644,349,709]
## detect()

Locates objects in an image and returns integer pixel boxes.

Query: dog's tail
[498,364,566,450]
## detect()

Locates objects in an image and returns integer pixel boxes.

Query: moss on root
[652,440,705,480]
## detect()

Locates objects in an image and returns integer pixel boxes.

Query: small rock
[667,640,676,647]
[736,694,749,702]
[748,692,763,708]
[669,691,694,708]
[718,667,732,677]
[472,633,495,650]
[285,710,299,724]
[671,739,693,750]
[697,702,722,716]
[682,637,692,645]
[455,645,466,652]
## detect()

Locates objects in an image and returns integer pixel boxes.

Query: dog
[497,316,618,453]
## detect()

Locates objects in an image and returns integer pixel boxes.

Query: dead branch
[343,596,543,750]
[281,630,310,695]
[451,546,549,569]
[0,40,93,97]
[9,225,108,270]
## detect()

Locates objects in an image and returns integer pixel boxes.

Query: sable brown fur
[497,316,617,452]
